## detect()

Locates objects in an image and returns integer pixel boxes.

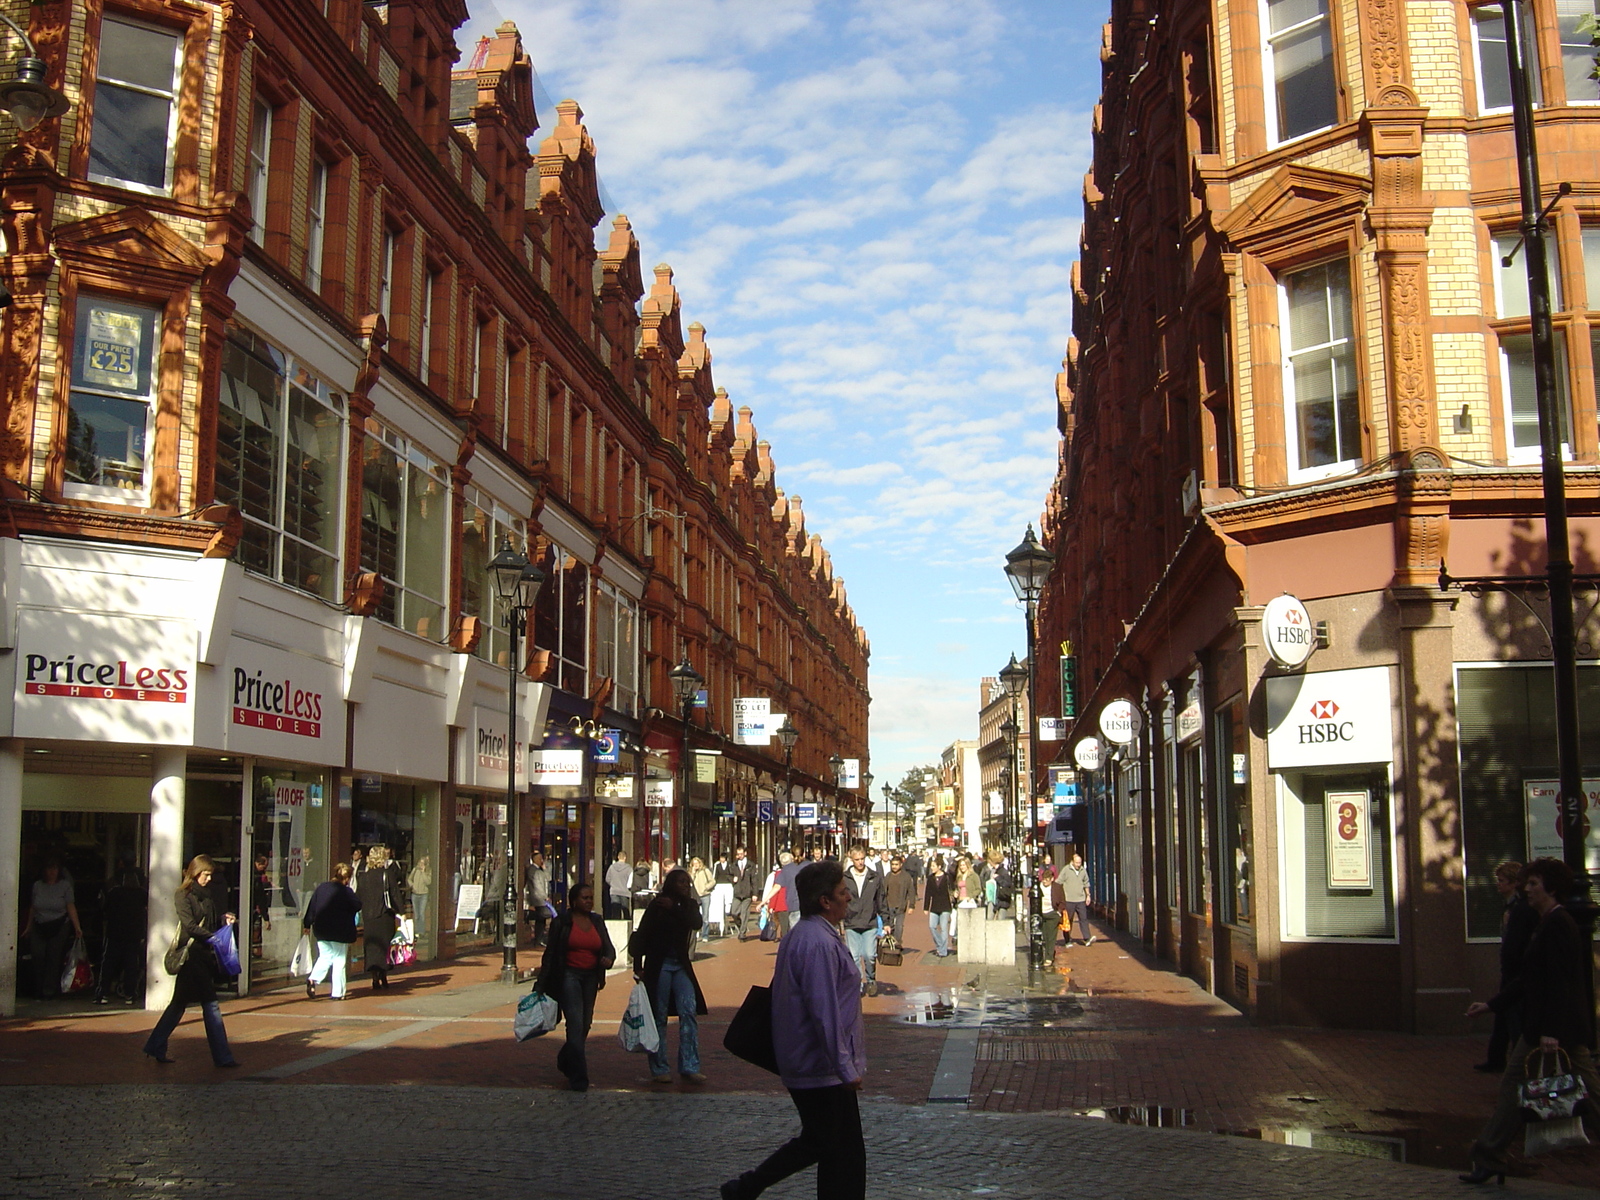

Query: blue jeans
[844,926,876,983]
[646,958,700,1076]
[928,910,951,956]
[144,997,234,1066]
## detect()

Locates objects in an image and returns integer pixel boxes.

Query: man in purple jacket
[721,860,866,1200]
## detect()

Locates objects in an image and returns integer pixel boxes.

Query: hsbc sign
[1265,666,1393,769]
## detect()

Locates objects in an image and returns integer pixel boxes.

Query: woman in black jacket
[1462,858,1600,1182]
[537,882,616,1091]
[924,857,955,957]
[629,868,706,1084]
[142,855,238,1067]
[356,844,406,990]
[303,862,363,1000]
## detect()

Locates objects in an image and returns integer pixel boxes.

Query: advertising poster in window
[1522,780,1600,871]
[1324,789,1372,889]
[79,302,152,394]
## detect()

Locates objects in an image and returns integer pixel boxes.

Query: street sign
[644,779,674,807]
[757,799,773,823]
[796,802,819,826]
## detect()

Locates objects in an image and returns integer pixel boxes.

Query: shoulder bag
[162,921,190,976]
[723,984,779,1075]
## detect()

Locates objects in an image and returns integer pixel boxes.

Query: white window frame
[420,270,437,380]
[1259,0,1338,146]
[378,230,396,324]
[305,160,327,290]
[1492,231,1563,317]
[64,296,161,505]
[1279,259,1362,481]
[1496,328,1572,463]
[88,16,183,195]
[1471,3,1516,114]
[246,99,271,244]
[363,420,451,638]
[1557,0,1600,105]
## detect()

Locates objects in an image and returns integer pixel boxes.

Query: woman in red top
[536,882,616,1091]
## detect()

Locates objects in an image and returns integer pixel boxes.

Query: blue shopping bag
[208,924,241,977]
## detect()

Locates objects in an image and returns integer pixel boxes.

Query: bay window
[1557,0,1600,103]
[460,486,526,666]
[65,295,160,501]
[594,581,640,715]
[532,539,588,696]
[361,422,449,638]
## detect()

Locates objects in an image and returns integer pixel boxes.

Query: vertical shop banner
[15,608,197,744]
[644,779,674,807]
[694,750,720,783]
[223,639,346,765]
[1324,790,1372,888]
[593,729,621,764]
[757,799,774,823]
[733,697,771,745]
[528,748,583,785]
[840,758,861,788]
[1059,650,1076,719]
[458,706,528,790]
[1523,780,1600,870]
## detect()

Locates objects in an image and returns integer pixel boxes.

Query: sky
[464,0,1108,793]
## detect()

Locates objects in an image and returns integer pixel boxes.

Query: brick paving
[2,905,1598,1194]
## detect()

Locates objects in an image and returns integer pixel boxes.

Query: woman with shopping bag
[142,855,239,1068]
[629,868,707,1084]
[302,862,362,1000]
[536,882,615,1091]
[356,844,406,990]
[1462,857,1600,1183]
[20,858,82,1000]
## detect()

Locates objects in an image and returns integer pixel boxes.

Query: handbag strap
[1525,1046,1573,1077]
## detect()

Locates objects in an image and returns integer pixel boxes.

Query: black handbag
[162,922,189,976]
[723,984,779,1075]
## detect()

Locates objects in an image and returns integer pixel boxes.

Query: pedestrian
[1461,858,1600,1183]
[538,882,616,1092]
[810,847,824,864]
[690,856,716,931]
[249,852,273,959]
[924,857,954,957]
[632,857,655,904]
[874,849,892,881]
[720,860,866,1200]
[629,867,707,1084]
[407,855,432,944]
[604,851,634,921]
[356,843,405,990]
[1058,852,1093,945]
[712,850,738,938]
[760,854,791,939]
[958,857,982,909]
[993,857,1015,918]
[302,862,362,1001]
[350,846,366,879]
[776,850,805,933]
[1038,864,1060,963]
[883,855,915,945]
[525,851,552,945]
[142,855,239,1067]
[905,850,924,883]
[97,865,147,1006]
[843,847,886,997]
[1475,860,1537,1073]
[21,857,82,1000]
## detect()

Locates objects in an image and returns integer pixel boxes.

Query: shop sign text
[1265,666,1392,769]
[1262,594,1316,669]
[233,666,322,738]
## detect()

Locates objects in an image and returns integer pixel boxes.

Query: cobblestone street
[3,914,1597,1196]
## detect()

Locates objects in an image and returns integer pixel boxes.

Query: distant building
[1037,0,1600,1031]
[939,738,981,854]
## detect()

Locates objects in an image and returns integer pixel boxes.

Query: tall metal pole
[679,697,692,867]
[1504,1,1594,1042]
[500,610,520,984]
[1024,607,1044,969]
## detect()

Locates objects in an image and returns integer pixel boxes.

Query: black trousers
[731,1084,865,1200]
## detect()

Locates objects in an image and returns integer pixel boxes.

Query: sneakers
[650,1073,672,1084]
[1086,935,1096,946]
[866,980,878,998]
[682,1071,707,1084]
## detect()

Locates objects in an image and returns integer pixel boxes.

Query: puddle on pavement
[900,988,981,1026]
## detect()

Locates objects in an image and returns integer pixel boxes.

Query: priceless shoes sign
[223,639,346,765]
[1265,666,1394,769]
[15,608,197,744]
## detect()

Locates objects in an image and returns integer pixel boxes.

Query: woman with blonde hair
[356,844,406,990]
[142,855,238,1067]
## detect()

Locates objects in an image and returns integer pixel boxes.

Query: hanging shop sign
[1324,789,1373,889]
[1073,736,1102,770]
[593,728,620,764]
[1261,593,1316,669]
[733,697,772,746]
[15,607,196,744]
[694,749,720,783]
[1038,717,1066,742]
[987,792,1005,816]
[1175,700,1203,743]
[596,775,636,804]
[1059,648,1077,719]
[222,639,346,765]
[1265,666,1393,769]
[712,797,735,818]
[457,705,528,790]
[1098,699,1142,745]
[644,779,674,807]
[529,748,584,785]
[839,758,861,788]
[795,802,819,826]
[757,799,774,823]
[1523,780,1600,870]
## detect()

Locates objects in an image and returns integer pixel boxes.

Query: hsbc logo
[1299,697,1354,744]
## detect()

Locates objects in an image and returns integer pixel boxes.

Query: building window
[216,325,345,601]
[594,581,639,716]
[378,230,396,323]
[1216,702,1253,926]
[246,99,271,244]
[1280,258,1360,478]
[532,540,588,696]
[1584,227,1600,307]
[1497,331,1571,457]
[1261,0,1338,143]
[1557,0,1600,103]
[361,422,450,638]
[1472,4,1516,112]
[305,159,328,291]
[460,486,526,667]
[1279,770,1396,938]
[1494,231,1562,317]
[419,270,437,381]
[65,295,160,501]
[89,17,182,191]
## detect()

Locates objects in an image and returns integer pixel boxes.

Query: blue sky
[468,0,1108,790]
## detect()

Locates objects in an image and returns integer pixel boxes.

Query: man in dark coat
[1475,860,1539,1072]
[728,845,757,941]
[843,847,887,997]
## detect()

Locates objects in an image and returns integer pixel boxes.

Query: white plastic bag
[617,980,660,1053]
[513,990,561,1042]
[60,937,91,993]
[289,933,315,978]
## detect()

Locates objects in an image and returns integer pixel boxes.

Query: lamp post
[859,770,874,850]
[998,712,1020,848]
[828,753,844,855]
[1004,525,1055,971]
[777,716,799,855]
[669,658,703,866]
[882,783,895,849]
[1500,2,1595,1033]
[487,538,545,984]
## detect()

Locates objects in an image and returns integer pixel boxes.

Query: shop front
[449,704,526,948]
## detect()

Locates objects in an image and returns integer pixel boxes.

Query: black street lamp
[669,658,703,865]
[0,13,69,133]
[1004,524,1054,971]
[487,537,544,984]
[777,715,799,853]
[828,753,844,854]
[1500,2,1595,1032]
[882,782,895,848]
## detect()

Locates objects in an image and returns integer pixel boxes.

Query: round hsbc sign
[1073,736,1102,770]
[1262,593,1316,669]
[1099,699,1142,745]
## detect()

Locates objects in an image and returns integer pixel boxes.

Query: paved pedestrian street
[3,914,1597,1198]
